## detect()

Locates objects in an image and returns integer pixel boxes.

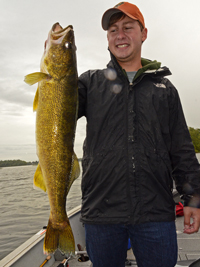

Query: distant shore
[0,159,82,168]
[0,160,38,168]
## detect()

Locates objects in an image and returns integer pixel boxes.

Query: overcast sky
[0,0,200,161]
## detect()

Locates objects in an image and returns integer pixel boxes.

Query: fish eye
[65,42,72,49]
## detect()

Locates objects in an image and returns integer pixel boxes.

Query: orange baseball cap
[102,2,145,30]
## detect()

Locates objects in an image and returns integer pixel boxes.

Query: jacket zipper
[125,81,136,222]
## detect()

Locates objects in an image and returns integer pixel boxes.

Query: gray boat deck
[52,217,200,267]
[51,260,92,267]
[176,216,200,262]
[1,199,200,267]
[51,250,137,267]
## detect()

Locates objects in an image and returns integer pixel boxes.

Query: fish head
[41,23,77,80]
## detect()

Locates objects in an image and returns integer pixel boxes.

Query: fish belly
[36,78,79,255]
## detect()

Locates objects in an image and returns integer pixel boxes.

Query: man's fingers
[183,206,192,227]
[183,207,200,234]
[184,223,196,234]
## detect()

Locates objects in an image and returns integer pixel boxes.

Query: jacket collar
[107,51,171,81]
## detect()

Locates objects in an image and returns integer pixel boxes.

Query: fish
[24,22,80,255]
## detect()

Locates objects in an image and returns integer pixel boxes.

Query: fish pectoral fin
[33,87,39,111]
[33,163,47,192]
[66,153,81,194]
[43,218,75,255]
[24,72,50,85]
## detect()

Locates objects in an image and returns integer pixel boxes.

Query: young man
[78,2,200,267]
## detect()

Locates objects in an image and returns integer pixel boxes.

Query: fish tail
[43,218,75,255]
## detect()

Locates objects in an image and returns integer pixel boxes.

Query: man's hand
[183,206,200,234]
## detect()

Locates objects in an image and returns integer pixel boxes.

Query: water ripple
[0,165,82,259]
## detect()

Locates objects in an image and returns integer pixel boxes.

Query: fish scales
[24,23,80,255]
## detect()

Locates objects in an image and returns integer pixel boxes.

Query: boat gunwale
[0,205,82,267]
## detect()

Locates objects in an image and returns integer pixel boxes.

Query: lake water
[1,154,200,260]
[0,165,82,260]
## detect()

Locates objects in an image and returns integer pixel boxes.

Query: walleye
[24,23,80,255]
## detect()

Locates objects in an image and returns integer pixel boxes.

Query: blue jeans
[85,221,177,267]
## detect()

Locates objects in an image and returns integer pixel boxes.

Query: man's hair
[108,12,144,31]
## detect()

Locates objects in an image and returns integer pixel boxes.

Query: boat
[0,205,90,267]
[1,192,200,267]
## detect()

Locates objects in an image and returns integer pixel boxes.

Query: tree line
[0,160,38,168]
[189,127,200,153]
[0,158,82,168]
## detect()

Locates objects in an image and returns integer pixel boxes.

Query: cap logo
[114,2,125,8]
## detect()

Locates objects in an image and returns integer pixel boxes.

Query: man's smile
[116,44,129,48]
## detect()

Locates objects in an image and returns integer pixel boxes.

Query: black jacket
[78,54,200,225]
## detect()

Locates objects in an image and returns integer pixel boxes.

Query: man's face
[107,15,147,65]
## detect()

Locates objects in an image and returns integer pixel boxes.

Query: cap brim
[101,8,122,30]
[102,7,140,30]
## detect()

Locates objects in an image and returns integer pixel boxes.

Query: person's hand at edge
[183,206,200,234]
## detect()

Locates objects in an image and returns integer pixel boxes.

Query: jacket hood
[107,52,171,81]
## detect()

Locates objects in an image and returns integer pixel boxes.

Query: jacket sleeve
[167,80,200,207]
[78,71,89,119]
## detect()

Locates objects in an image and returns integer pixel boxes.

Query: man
[78,2,200,267]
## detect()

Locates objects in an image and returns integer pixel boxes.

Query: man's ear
[142,28,148,43]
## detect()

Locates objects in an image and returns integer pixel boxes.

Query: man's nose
[117,29,126,39]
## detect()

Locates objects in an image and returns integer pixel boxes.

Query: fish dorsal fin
[33,163,47,192]
[66,153,80,195]
[24,72,50,85]
[33,87,39,111]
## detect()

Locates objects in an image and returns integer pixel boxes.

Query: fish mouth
[51,23,73,41]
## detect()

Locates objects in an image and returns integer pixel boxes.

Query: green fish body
[24,23,80,255]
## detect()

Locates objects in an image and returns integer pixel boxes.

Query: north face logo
[153,83,166,88]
